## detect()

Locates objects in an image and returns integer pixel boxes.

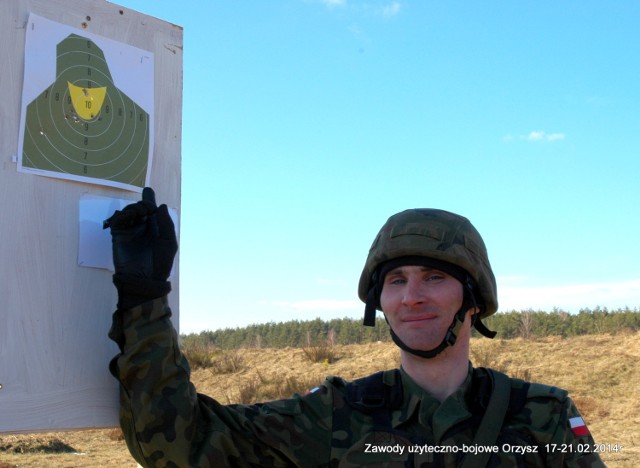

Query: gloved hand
[104,187,178,309]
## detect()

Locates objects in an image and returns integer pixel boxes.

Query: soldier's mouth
[402,313,438,322]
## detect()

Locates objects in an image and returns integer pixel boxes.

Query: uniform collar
[396,363,474,442]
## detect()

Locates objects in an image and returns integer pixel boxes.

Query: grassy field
[1,331,638,467]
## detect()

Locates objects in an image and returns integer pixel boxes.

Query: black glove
[104,187,178,310]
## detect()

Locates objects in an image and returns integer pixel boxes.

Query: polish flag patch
[569,416,590,437]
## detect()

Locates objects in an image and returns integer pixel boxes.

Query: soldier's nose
[401,280,427,307]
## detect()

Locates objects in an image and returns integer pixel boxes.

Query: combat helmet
[359,208,498,358]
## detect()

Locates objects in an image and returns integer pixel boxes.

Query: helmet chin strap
[387,305,468,359]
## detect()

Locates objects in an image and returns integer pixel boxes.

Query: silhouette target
[22,33,149,188]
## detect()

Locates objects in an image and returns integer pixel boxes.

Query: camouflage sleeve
[545,395,605,467]
[108,297,333,467]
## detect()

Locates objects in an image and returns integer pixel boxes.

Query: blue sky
[114,0,639,334]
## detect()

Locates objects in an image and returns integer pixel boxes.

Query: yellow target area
[67,81,107,120]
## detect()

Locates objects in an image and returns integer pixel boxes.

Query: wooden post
[0,0,182,433]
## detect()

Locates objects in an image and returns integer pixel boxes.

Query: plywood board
[0,0,182,433]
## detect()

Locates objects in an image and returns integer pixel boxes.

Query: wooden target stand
[0,0,182,433]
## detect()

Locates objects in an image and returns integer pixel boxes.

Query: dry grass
[1,332,638,466]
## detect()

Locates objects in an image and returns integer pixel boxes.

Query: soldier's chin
[402,337,443,353]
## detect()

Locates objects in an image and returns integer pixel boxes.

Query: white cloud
[527,131,565,142]
[290,299,361,311]
[546,133,565,141]
[527,131,546,141]
[320,0,346,6]
[381,2,402,17]
[503,131,566,143]
[263,299,360,312]
[497,277,640,312]
[320,1,402,17]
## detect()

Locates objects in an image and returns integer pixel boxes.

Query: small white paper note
[78,194,178,274]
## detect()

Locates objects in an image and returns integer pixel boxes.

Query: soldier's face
[379,265,467,351]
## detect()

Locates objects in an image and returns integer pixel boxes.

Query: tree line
[180,307,640,350]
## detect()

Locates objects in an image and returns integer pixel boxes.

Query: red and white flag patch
[569,416,590,437]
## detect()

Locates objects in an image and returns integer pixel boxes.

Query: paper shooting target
[18,14,154,191]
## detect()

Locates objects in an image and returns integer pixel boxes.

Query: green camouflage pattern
[358,209,498,319]
[109,298,603,467]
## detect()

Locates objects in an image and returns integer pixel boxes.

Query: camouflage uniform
[109,298,604,467]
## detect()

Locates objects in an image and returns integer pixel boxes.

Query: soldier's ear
[467,306,481,321]
[466,305,479,315]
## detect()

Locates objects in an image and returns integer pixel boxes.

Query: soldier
[106,188,604,467]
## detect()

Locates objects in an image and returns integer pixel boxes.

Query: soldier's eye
[385,275,406,286]
[425,273,445,282]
